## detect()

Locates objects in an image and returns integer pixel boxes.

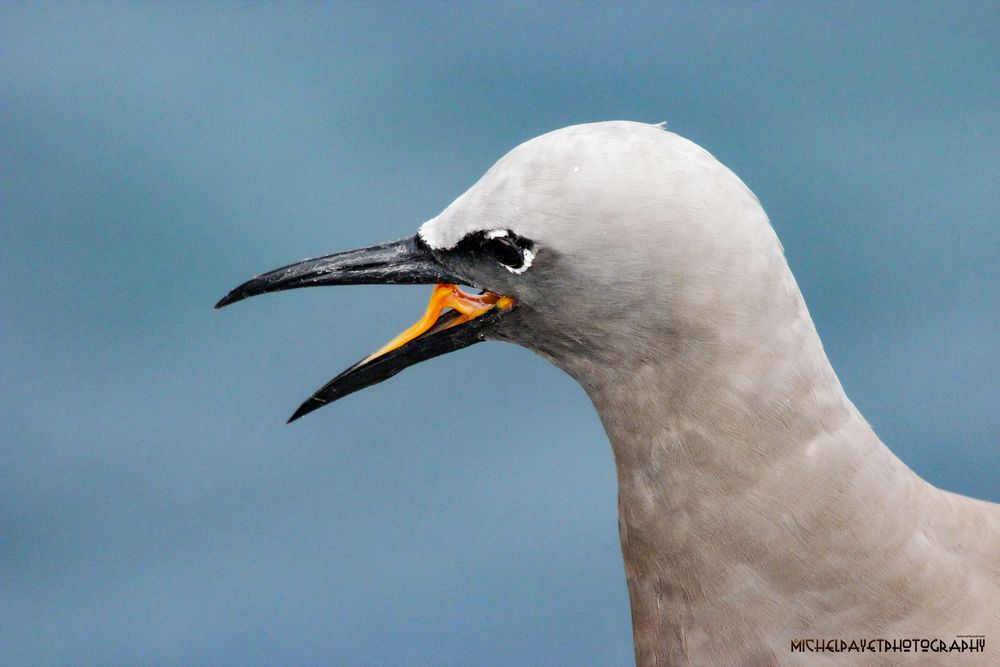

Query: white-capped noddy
[217,121,999,665]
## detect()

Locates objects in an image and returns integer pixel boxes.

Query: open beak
[215,235,516,422]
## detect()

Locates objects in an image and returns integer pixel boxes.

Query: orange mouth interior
[364,284,515,362]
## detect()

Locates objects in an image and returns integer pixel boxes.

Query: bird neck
[586,290,926,664]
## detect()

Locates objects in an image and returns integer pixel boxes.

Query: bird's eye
[454,229,536,274]
[478,230,536,274]
[481,235,524,268]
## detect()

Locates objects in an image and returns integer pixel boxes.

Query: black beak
[216,235,515,422]
[214,236,462,309]
[285,307,506,423]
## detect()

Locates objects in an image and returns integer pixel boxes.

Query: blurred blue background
[2,2,998,665]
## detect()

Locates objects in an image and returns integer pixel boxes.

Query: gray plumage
[417,121,1000,665]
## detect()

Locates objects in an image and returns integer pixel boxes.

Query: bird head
[217,121,788,420]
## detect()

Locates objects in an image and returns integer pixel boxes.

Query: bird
[217,121,999,665]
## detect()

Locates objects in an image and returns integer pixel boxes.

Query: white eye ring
[505,247,535,274]
[482,229,535,274]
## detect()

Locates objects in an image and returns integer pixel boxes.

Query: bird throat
[586,320,917,665]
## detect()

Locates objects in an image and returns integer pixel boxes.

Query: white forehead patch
[417,223,511,248]
[418,221,535,274]
[417,217,453,250]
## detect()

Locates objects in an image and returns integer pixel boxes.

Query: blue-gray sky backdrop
[3,2,998,665]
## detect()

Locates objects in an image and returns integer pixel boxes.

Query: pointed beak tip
[287,399,321,424]
[214,289,245,309]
